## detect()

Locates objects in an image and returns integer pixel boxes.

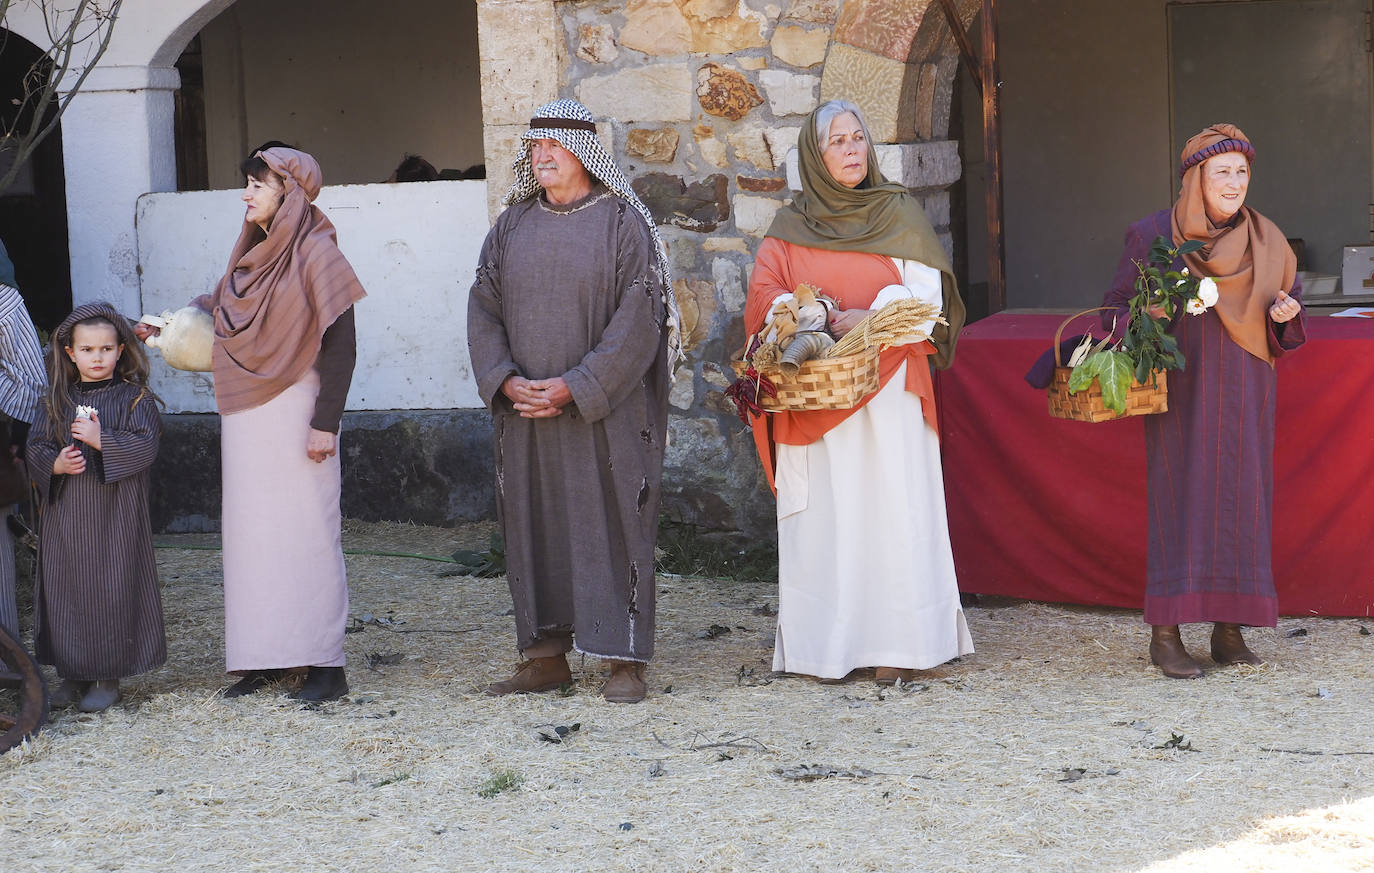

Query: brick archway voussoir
[820,0,980,144]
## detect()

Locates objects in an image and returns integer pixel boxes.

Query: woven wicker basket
[1047,307,1168,422]
[731,345,880,411]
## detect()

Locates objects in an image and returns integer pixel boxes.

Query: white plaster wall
[60,67,182,316]
[197,0,484,189]
[135,180,489,413]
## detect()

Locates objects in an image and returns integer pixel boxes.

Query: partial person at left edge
[0,237,47,641]
[136,146,366,702]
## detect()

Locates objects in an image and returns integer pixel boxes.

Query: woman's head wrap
[763,101,965,369]
[504,99,681,369]
[207,146,366,414]
[46,301,155,433]
[1178,125,1255,178]
[54,301,130,350]
[1171,123,1296,363]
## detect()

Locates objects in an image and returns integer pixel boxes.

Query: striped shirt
[0,283,45,424]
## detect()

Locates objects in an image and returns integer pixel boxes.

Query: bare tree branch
[0,0,124,194]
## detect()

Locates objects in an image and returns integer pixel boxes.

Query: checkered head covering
[504,98,682,368]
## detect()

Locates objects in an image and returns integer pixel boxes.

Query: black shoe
[290,666,348,702]
[222,669,285,698]
[50,679,90,708]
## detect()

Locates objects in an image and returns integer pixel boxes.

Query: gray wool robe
[27,379,165,680]
[467,186,669,662]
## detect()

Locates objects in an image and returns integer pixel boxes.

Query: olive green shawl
[764,107,966,369]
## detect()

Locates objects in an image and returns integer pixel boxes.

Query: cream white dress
[771,260,973,678]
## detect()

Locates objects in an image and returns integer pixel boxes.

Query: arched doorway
[0,28,72,330]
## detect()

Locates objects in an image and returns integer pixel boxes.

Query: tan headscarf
[1171,124,1296,364]
[764,102,965,369]
[206,148,366,414]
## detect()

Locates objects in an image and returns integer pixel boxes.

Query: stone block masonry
[543,0,979,535]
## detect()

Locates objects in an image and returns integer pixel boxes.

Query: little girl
[26,302,164,713]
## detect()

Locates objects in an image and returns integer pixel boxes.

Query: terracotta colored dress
[747,238,973,678]
[1104,210,1306,626]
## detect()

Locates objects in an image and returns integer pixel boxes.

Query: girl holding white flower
[26,303,165,712]
[1102,124,1304,679]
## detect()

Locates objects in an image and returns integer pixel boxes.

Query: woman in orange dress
[744,100,972,682]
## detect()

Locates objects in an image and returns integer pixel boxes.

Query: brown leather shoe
[1211,622,1264,666]
[1149,625,1203,679]
[601,661,647,703]
[484,655,571,696]
[874,667,918,686]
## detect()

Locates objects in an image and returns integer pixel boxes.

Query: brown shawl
[1171,124,1296,364]
[205,148,366,414]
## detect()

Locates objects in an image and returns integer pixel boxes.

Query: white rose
[1197,277,1219,308]
[1185,298,1207,316]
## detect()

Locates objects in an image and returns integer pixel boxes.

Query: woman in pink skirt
[138,146,365,701]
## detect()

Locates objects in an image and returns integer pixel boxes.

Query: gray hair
[814,99,873,149]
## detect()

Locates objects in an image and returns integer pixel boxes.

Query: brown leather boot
[1149,625,1203,679]
[484,655,571,696]
[1211,622,1264,666]
[874,667,917,686]
[601,661,647,703]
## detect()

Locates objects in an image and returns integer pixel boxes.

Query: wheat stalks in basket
[824,298,947,358]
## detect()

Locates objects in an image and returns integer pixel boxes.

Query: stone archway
[819,0,980,145]
[0,0,238,311]
[4,0,520,307]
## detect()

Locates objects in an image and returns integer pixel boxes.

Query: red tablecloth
[935,312,1374,617]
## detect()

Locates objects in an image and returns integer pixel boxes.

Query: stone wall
[539,0,978,533]
[152,411,497,532]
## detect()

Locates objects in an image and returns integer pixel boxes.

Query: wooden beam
[981,0,1006,313]
[936,0,982,94]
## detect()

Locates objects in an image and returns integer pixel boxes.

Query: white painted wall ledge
[136,180,490,413]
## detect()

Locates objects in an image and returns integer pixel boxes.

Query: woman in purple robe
[1103,124,1305,679]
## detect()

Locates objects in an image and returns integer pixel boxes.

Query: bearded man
[467,99,680,703]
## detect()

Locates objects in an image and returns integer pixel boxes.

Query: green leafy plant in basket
[1069,236,1218,414]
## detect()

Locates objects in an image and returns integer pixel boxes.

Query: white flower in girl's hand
[74,405,97,420]
[1196,277,1219,308]
[1185,298,1207,316]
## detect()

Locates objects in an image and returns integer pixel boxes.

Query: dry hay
[1,521,1372,872]
[825,298,945,358]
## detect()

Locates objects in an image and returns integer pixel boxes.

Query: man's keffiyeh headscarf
[504,98,683,368]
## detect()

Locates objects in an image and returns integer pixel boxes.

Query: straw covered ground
[1,520,1371,873]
